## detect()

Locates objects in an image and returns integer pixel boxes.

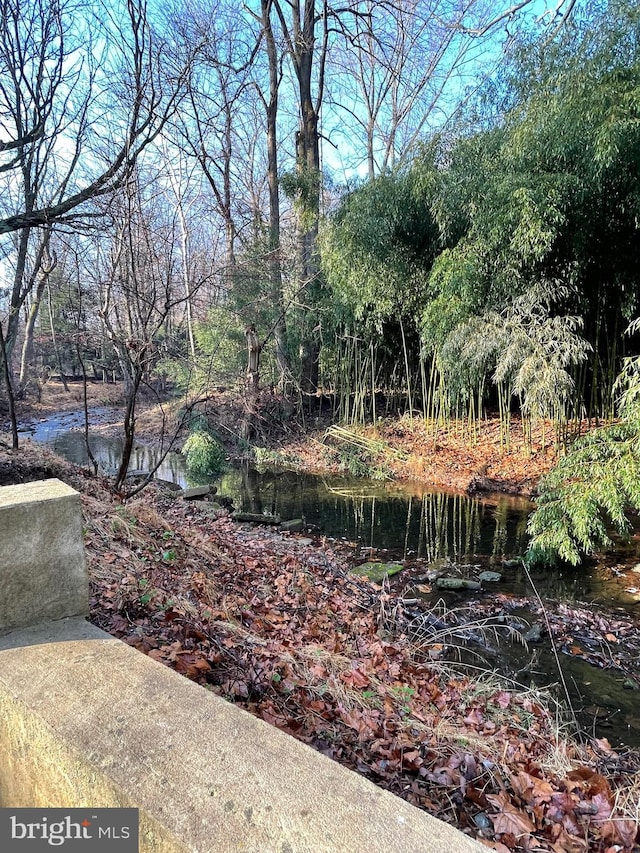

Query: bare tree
[326,0,582,181]
[95,169,204,491]
[328,1,483,178]
[0,0,186,395]
[18,229,56,392]
[170,0,294,387]
[268,0,331,393]
[0,0,183,236]
[462,0,579,37]
[169,0,265,279]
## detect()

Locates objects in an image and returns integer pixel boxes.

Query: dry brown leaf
[487,791,535,838]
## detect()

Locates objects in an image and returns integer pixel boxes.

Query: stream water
[18,410,640,749]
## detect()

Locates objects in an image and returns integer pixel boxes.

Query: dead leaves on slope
[84,489,640,853]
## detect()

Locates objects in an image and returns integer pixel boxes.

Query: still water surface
[22,413,620,601]
[21,408,533,562]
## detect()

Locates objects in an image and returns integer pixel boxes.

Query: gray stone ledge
[0,618,484,853]
[0,479,87,634]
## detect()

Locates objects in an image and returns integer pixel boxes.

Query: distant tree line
[1,0,588,418]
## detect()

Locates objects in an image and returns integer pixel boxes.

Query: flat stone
[351,562,404,582]
[179,486,211,500]
[435,577,482,592]
[478,571,502,583]
[280,518,304,532]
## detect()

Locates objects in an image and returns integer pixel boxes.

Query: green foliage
[527,421,640,565]
[253,446,301,472]
[194,308,246,383]
[321,171,438,329]
[433,285,590,435]
[154,308,245,395]
[182,425,225,477]
[280,166,321,228]
[319,6,640,428]
[528,316,640,566]
[425,161,576,341]
[137,578,153,606]
[421,4,640,417]
[320,168,439,417]
[491,287,590,422]
[258,0,640,436]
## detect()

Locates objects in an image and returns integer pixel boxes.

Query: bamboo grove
[320,2,640,451]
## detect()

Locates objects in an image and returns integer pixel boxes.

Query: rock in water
[478,570,502,583]
[351,562,404,582]
[435,577,482,592]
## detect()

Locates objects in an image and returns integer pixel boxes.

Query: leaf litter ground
[72,473,639,851]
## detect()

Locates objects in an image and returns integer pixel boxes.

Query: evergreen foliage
[528,319,640,566]
[182,417,226,476]
[526,420,640,565]
[321,171,439,330]
[320,0,640,431]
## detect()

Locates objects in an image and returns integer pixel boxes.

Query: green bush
[182,430,225,476]
[526,422,640,566]
[527,320,640,566]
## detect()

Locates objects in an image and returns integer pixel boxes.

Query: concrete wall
[0,479,87,634]
[0,480,484,852]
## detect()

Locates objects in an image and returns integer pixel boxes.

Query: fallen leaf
[487,791,535,838]
[550,828,588,853]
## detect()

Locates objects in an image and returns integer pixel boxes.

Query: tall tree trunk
[177,200,196,361]
[46,279,69,391]
[295,113,322,393]
[18,280,45,393]
[0,320,19,449]
[4,228,32,371]
[19,234,56,392]
[263,0,291,383]
[76,341,99,475]
[290,0,324,392]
